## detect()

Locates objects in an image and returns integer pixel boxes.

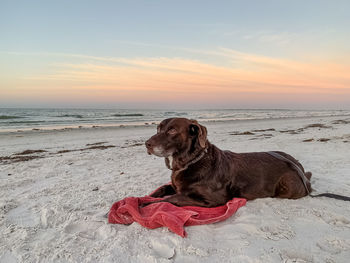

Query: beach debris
[56,145,116,154]
[83,145,116,150]
[279,124,331,134]
[318,138,331,142]
[332,119,350,125]
[0,144,117,164]
[15,149,47,155]
[279,129,301,134]
[304,123,332,129]
[92,187,99,191]
[252,128,276,132]
[259,133,274,137]
[0,155,43,164]
[121,139,145,148]
[121,143,143,148]
[250,134,274,140]
[86,142,108,146]
[0,149,48,164]
[302,139,314,142]
[57,149,72,154]
[230,131,255,135]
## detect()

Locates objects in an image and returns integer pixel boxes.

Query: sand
[1,116,350,262]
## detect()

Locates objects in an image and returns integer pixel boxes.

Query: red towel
[108,185,246,237]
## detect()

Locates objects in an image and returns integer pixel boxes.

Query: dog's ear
[189,120,207,148]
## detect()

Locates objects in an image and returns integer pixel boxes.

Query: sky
[1,0,350,109]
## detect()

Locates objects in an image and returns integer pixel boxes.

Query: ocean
[1,108,349,132]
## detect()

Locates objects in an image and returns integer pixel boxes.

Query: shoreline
[1,113,350,135]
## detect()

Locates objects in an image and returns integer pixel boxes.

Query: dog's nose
[145,140,152,148]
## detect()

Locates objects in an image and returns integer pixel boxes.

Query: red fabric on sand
[108,186,247,237]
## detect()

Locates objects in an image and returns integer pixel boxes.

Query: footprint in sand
[40,207,56,228]
[280,249,314,262]
[317,237,350,255]
[6,205,40,227]
[0,199,18,214]
[148,239,176,259]
[64,221,109,240]
[310,209,350,228]
[327,215,350,227]
[259,223,295,241]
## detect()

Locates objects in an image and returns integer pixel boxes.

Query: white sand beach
[1,115,350,263]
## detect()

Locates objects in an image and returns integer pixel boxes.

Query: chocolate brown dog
[145,118,312,207]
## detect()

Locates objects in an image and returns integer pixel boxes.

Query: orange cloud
[3,49,350,107]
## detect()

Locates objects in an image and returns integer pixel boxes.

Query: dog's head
[145,118,207,159]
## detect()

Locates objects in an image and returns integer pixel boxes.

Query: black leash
[266,151,350,202]
[309,193,350,201]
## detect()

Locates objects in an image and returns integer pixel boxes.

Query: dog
[145,118,312,207]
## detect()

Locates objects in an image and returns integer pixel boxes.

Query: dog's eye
[167,128,177,135]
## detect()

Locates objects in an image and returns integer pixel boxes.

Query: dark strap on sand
[309,193,350,201]
[267,151,350,202]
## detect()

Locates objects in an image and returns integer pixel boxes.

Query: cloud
[3,48,350,107]
[242,31,297,45]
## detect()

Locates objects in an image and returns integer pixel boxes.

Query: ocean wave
[0,115,23,119]
[1,109,350,132]
[164,112,188,116]
[112,113,144,117]
[7,120,47,124]
[56,114,83,118]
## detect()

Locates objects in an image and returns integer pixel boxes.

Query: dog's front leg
[161,194,209,207]
[150,184,176,198]
[141,193,207,207]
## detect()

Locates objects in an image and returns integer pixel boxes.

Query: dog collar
[171,147,208,173]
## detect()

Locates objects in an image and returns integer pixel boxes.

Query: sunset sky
[1,0,350,109]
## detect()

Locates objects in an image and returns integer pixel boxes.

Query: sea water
[0,108,349,132]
